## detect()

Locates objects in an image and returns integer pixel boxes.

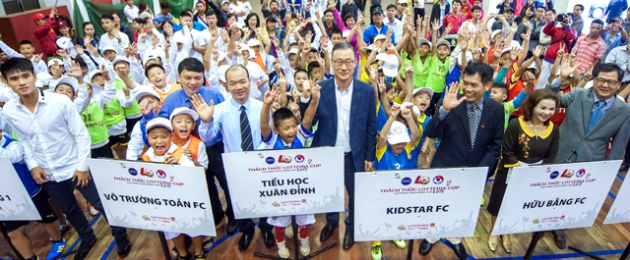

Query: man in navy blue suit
[421,62,504,260]
[299,42,377,250]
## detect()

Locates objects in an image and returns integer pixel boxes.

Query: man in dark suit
[299,42,377,250]
[421,62,505,259]
[549,63,630,248]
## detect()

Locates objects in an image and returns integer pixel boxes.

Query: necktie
[588,100,605,132]
[469,104,479,149]
[188,98,196,111]
[240,106,253,151]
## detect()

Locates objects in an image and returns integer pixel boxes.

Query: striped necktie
[240,105,253,151]
[469,104,479,149]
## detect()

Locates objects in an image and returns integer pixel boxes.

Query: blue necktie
[588,100,605,132]
[240,106,253,151]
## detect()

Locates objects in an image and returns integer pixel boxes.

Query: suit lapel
[350,81,361,129]
[325,81,338,130]
[582,92,595,134]
[458,103,472,144]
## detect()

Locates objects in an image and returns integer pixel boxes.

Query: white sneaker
[299,237,310,256]
[277,241,290,258]
[284,225,293,239]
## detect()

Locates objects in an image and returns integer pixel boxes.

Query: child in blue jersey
[0,116,67,260]
[260,83,320,258]
[371,103,420,258]
[411,88,435,165]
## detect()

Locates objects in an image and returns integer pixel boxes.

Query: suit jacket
[299,79,376,172]
[426,98,505,168]
[556,88,630,163]
[430,2,450,28]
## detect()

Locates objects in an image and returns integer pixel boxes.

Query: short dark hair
[160,2,171,9]
[452,0,462,5]
[308,62,321,77]
[536,6,546,11]
[82,22,94,30]
[521,88,560,125]
[324,9,333,16]
[294,69,308,79]
[491,83,508,95]
[593,63,624,82]
[100,14,115,21]
[266,16,277,24]
[206,10,216,17]
[332,42,355,56]
[592,19,604,28]
[177,58,204,75]
[575,4,584,11]
[225,65,251,82]
[228,14,237,20]
[547,8,556,15]
[331,28,343,37]
[133,17,145,24]
[179,11,192,18]
[75,57,87,69]
[386,4,396,10]
[270,0,279,6]
[0,58,34,78]
[19,40,33,46]
[463,62,494,85]
[472,6,482,12]
[145,64,165,78]
[272,108,299,128]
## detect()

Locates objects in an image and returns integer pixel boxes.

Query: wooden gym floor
[2,170,630,260]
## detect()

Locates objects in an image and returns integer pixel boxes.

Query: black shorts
[126,117,141,137]
[3,189,57,232]
[92,143,114,158]
[109,134,130,147]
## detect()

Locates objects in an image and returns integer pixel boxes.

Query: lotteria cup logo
[550,170,560,179]
[576,169,586,178]
[401,177,412,185]
[265,156,275,164]
[433,175,444,185]
[561,169,575,178]
[129,168,138,176]
[295,154,305,163]
[156,170,167,179]
[415,175,430,185]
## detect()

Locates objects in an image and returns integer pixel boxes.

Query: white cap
[36,72,52,87]
[218,64,230,82]
[417,38,432,51]
[143,53,160,66]
[172,33,186,44]
[342,30,351,38]
[527,62,539,74]
[285,48,299,57]
[221,0,229,4]
[491,30,503,39]
[361,45,373,52]
[51,76,79,94]
[247,38,262,47]
[112,56,130,66]
[437,39,451,49]
[88,70,104,81]
[375,53,389,61]
[397,0,408,4]
[215,52,227,62]
[381,54,400,78]
[374,34,387,42]
[56,37,73,50]
[139,12,152,20]
[245,48,256,59]
[170,107,199,122]
[88,83,103,101]
[387,121,411,145]
[47,59,62,68]
[134,87,161,102]
[146,117,172,132]
[412,87,434,98]
[102,45,117,53]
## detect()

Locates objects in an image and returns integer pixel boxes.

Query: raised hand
[560,57,578,78]
[311,83,321,101]
[401,106,412,119]
[522,70,536,83]
[263,84,279,105]
[66,61,83,78]
[75,44,85,56]
[431,19,439,31]
[445,23,453,33]
[390,103,401,117]
[33,54,43,63]
[404,63,413,77]
[441,82,466,111]
[101,65,110,81]
[50,62,64,79]
[191,94,215,123]
[509,46,519,61]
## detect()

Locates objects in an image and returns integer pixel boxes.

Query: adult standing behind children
[0,58,131,260]
[298,42,376,250]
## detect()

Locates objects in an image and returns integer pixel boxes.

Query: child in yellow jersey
[142,117,209,260]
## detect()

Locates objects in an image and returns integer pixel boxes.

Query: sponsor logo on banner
[295,155,305,163]
[156,170,167,179]
[278,155,292,163]
[401,177,412,185]
[415,175,430,185]
[550,170,559,179]
[129,168,138,176]
[533,167,595,188]
[266,157,275,164]
[433,175,444,185]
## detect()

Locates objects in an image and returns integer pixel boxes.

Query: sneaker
[392,239,406,249]
[46,238,67,260]
[277,241,290,258]
[58,217,70,234]
[74,236,97,260]
[284,225,293,239]
[371,241,383,260]
[116,234,131,258]
[88,204,99,216]
[299,237,310,256]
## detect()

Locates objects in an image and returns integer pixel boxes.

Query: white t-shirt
[229,2,247,26]
[123,5,139,23]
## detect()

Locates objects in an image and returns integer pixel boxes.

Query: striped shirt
[574,34,606,74]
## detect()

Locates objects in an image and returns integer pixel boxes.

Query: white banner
[354,167,488,241]
[222,147,345,219]
[493,161,620,235]
[88,159,216,236]
[604,174,630,224]
[0,157,40,221]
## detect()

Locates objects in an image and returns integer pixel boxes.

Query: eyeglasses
[594,77,619,86]
[333,60,356,67]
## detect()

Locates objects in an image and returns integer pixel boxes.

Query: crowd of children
[2,0,630,259]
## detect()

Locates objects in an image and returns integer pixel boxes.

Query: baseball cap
[146,117,172,132]
[36,72,52,87]
[397,0,408,4]
[374,34,387,42]
[527,62,539,74]
[221,0,229,4]
[387,121,411,145]
[417,38,432,50]
[504,7,514,13]
[112,56,130,66]
[88,83,103,101]
[285,48,299,57]
[134,87,161,102]
[436,39,451,49]
[58,20,69,28]
[361,45,373,52]
[412,87,434,98]
[56,37,73,50]
[375,52,389,61]
[51,76,79,94]
[372,6,384,16]
[143,53,160,66]
[491,30,503,39]
[381,54,400,78]
[218,65,230,82]
[88,70,104,81]
[247,39,262,47]
[102,45,117,53]
[47,59,62,68]
[32,13,47,22]
[215,51,227,62]
[170,107,200,122]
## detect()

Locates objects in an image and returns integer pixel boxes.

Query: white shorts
[267,214,316,227]
[163,232,202,240]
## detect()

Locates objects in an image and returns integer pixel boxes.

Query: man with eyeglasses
[299,42,376,250]
[548,62,630,249]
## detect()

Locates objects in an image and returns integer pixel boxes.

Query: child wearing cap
[137,64,182,105]
[409,38,432,88]
[425,20,453,116]
[260,83,320,258]
[80,68,119,158]
[0,115,68,260]
[411,87,434,157]
[126,87,161,160]
[141,117,209,259]
[371,102,420,259]
[50,63,90,114]
[112,57,144,148]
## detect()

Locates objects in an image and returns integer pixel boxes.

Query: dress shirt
[3,91,91,182]
[594,94,616,116]
[198,98,264,153]
[605,45,630,82]
[334,79,353,153]
[123,5,139,23]
[438,98,484,121]
[159,87,226,146]
[384,18,404,43]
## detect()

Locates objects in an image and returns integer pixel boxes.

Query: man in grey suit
[549,63,630,248]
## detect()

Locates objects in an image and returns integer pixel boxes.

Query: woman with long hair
[486,88,561,253]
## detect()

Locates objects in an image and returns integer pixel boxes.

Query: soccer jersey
[374,142,418,170]
[425,55,450,93]
[260,124,313,149]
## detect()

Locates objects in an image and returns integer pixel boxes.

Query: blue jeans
[325,153,357,231]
